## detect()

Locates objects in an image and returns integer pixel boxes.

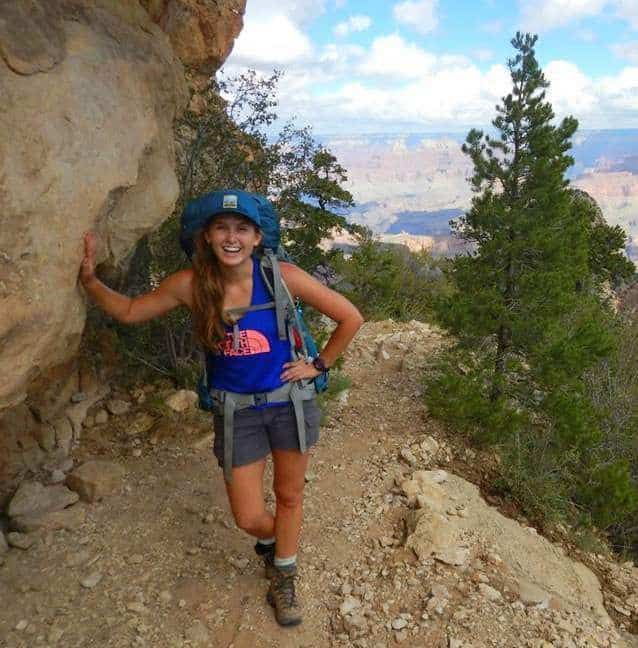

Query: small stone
[391,618,408,630]
[80,572,103,588]
[178,598,187,608]
[50,470,66,484]
[132,449,142,458]
[106,399,131,416]
[129,554,144,565]
[7,532,35,550]
[434,547,470,567]
[340,596,361,616]
[400,448,418,467]
[126,601,148,615]
[165,390,198,413]
[66,460,126,502]
[159,591,172,603]
[94,409,109,425]
[15,619,28,631]
[126,413,155,437]
[71,392,87,403]
[478,584,502,602]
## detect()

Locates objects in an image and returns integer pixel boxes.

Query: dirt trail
[0,321,636,647]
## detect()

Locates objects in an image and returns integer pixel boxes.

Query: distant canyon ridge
[324,130,638,261]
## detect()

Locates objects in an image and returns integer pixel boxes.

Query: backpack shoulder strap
[259,252,310,357]
[260,250,289,342]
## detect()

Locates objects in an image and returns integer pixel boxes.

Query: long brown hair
[191,231,228,351]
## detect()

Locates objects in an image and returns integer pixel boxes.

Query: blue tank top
[206,257,291,398]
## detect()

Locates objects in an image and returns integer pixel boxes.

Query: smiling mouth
[222,246,241,253]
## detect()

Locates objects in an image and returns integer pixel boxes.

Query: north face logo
[220,330,271,357]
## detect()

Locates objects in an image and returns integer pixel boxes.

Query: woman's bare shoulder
[160,267,195,305]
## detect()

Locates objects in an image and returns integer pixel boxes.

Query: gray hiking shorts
[212,399,321,469]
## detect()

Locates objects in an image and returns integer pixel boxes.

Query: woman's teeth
[222,246,241,253]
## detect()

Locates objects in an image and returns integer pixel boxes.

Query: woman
[79,190,364,627]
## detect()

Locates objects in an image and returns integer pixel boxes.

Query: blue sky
[223,0,638,134]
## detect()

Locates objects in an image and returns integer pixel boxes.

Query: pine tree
[430,33,637,527]
[441,32,621,401]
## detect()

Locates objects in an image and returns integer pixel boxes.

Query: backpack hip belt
[211,381,317,483]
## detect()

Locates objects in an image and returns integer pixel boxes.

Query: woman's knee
[274,484,304,510]
[233,510,267,535]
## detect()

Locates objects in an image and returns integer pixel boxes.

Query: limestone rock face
[0,1,245,413]
[141,0,247,72]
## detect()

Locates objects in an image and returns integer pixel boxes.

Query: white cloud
[231,14,313,65]
[545,60,598,115]
[334,14,372,37]
[615,0,638,29]
[520,0,606,31]
[358,34,437,79]
[393,0,439,35]
[612,41,638,63]
[242,0,328,25]
[519,0,638,32]
[599,67,638,112]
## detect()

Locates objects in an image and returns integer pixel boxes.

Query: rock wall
[0,0,245,502]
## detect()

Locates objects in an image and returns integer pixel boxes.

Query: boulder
[7,481,79,519]
[402,470,611,622]
[0,2,189,411]
[66,461,126,502]
[11,505,87,533]
[143,0,247,72]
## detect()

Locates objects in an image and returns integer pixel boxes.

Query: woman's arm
[279,262,364,381]
[79,232,193,324]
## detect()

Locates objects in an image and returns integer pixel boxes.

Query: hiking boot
[266,567,302,626]
[254,541,276,579]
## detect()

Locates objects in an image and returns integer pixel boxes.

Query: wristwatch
[312,356,328,372]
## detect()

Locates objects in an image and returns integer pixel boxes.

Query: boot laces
[276,573,297,606]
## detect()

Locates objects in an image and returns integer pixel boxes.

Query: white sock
[257,537,276,547]
[274,554,297,570]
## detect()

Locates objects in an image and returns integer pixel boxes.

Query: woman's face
[205,214,262,268]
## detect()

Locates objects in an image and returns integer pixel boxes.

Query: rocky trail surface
[2,321,638,648]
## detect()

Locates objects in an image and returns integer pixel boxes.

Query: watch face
[313,357,326,372]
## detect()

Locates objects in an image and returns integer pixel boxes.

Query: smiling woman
[78,189,364,628]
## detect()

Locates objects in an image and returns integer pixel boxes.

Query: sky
[221,0,638,135]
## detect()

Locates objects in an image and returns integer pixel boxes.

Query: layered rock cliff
[0,0,245,501]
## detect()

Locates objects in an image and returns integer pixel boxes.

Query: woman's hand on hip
[280,359,321,383]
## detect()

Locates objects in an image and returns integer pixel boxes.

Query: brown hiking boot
[266,567,302,626]
[254,542,276,579]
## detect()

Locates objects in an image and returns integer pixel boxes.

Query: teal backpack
[180,190,328,460]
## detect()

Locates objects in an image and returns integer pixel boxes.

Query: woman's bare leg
[271,449,310,558]
[225,458,275,539]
